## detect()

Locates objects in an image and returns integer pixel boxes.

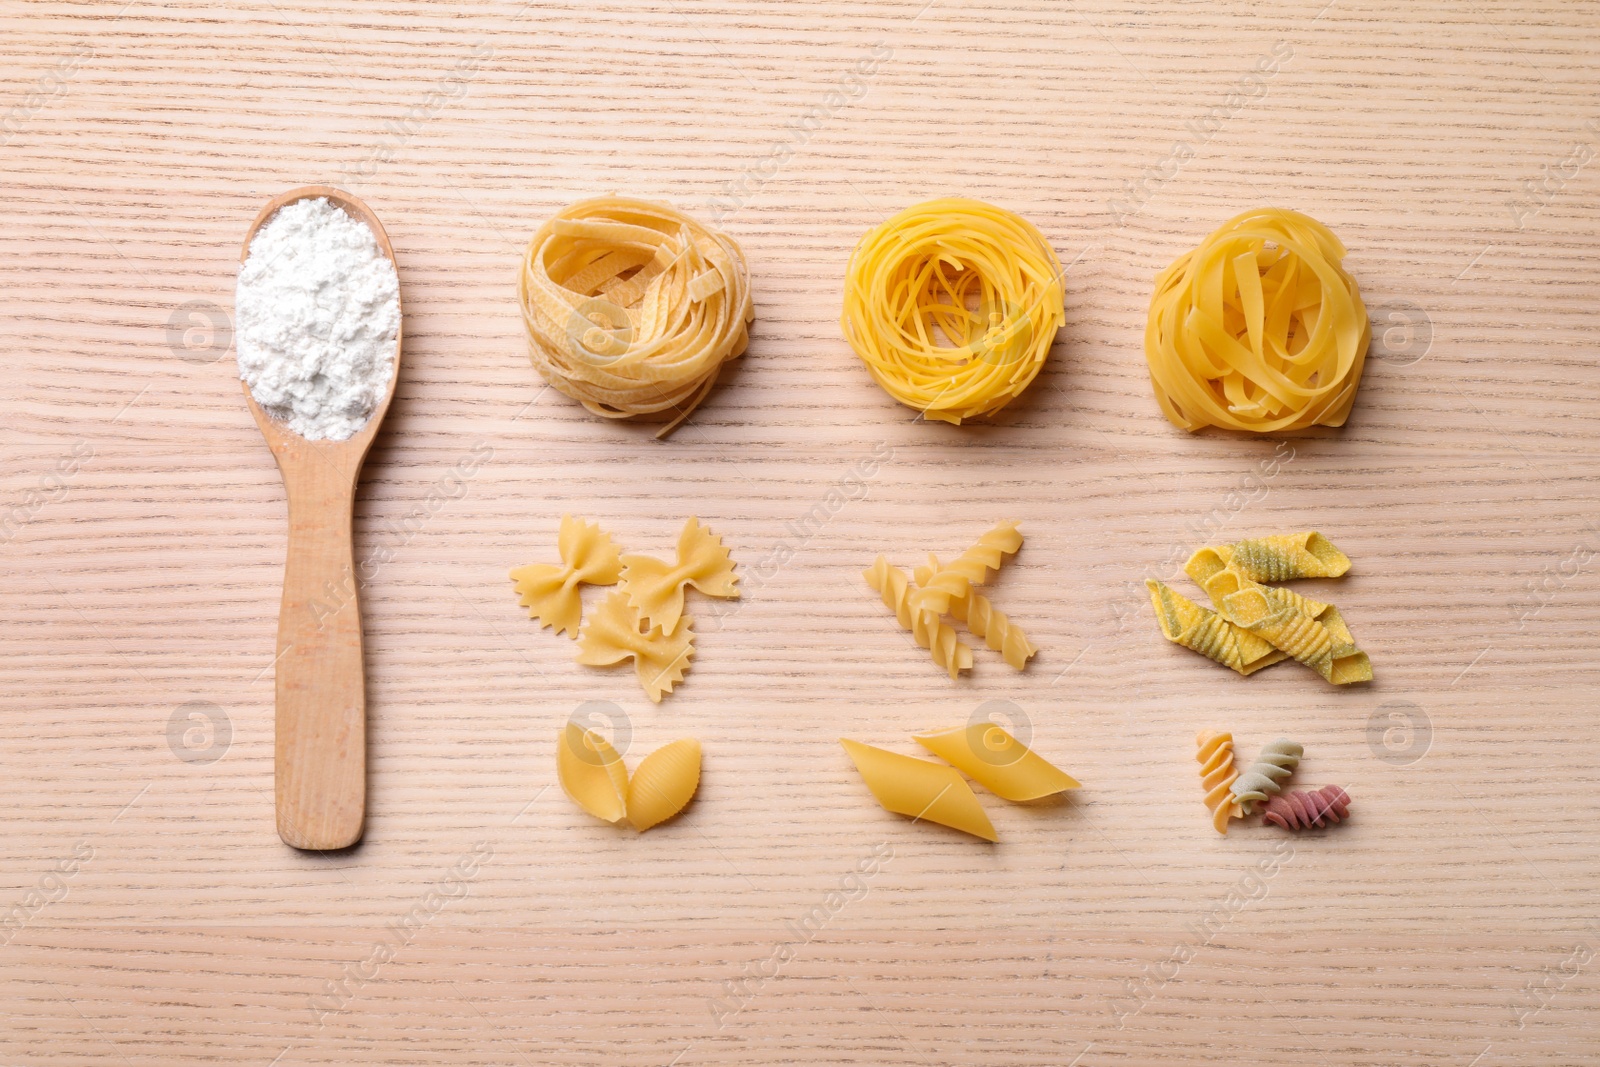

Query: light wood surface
[3,1,1600,1064]
[242,185,402,851]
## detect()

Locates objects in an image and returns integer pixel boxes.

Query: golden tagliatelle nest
[519,196,754,437]
[1144,208,1371,433]
[841,198,1065,424]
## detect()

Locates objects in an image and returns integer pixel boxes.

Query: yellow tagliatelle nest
[519,196,754,437]
[841,198,1065,424]
[1144,208,1371,433]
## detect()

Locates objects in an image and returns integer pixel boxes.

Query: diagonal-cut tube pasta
[619,517,738,636]
[509,515,623,637]
[840,739,998,841]
[556,723,630,824]
[1146,580,1287,675]
[912,723,1078,801]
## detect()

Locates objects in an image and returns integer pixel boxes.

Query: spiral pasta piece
[863,556,973,679]
[1230,738,1302,814]
[1146,580,1286,676]
[841,198,1065,424]
[1144,208,1370,433]
[912,521,1023,617]
[1262,786,1350,830]
[914,555,1035,670]
[519,196,754,437]
[1195,730,1242,834]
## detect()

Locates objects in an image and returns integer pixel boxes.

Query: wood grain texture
[2,0,1600,1063]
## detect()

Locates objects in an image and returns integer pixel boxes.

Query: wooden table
[4,2,1598,1063]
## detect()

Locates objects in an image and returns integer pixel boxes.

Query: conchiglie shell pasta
[626,738,702,831]
[556,724,630,824]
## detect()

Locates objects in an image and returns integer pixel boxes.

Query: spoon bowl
[240,185,401,850]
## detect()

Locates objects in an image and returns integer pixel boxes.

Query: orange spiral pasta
[519,196,754,437]
[1144,208,1371,433]
[1262,786,1350,830]
[841,198,1065,424]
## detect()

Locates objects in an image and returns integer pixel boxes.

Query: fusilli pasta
[1262,785,1350,830]
[911,521,1023,616]
[1195,729,1242,834]
[863,555,973,679]
[915,556,1036,670]
[1230,738,1302,814]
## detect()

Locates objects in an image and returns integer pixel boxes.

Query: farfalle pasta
[575,591,694,703]
[863,555,973,678]
[912,724,1078,802]
[509,515,622,637]
[1230,738,1302,814]
[620,517,739,636]
[1144,208,1370,433]
[840,738,997,842]
[1195,730,1242,834]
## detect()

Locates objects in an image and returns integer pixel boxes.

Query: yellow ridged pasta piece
[1317,604,1361,661]
[1144,208,1371,433]
[912,723,1078,802]
[1221,532,1351,582]
[1231,738,1302,814]
[575,591,695,702]
[619,517,739,636]
[1185,549,1331,620]
[519,196,754,438]
[555,723,630,824]
[911,521,1023,617]
[626,738,702,831]
[862,556,973,679]
[1221,586,1370,685]
[915,555,1035,670]
[509,515,622,638]
[840,739,998,842]
[1146,580,1287,675]
[841,198,1065,424]
[1195,730,1242,834]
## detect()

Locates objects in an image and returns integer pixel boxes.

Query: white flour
[235,197,400,441]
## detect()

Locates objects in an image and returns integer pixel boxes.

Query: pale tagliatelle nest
[519,196,754,438]
[1144,207,1371,434]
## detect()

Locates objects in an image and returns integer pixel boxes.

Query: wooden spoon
[239,185,401,850]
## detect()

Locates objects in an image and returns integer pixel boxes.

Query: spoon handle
[274,457,366,849]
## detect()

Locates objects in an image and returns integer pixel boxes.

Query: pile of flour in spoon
[235,197,400,441]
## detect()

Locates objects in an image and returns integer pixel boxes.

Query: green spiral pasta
[1230,738,1302,814]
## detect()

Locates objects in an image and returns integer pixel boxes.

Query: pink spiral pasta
[1261,786,1350,830]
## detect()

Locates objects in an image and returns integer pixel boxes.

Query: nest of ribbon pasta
[841,198,1065,425]
[519,196,755,437]
[1143,207,1371,433]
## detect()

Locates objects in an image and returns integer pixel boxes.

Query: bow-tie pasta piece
[556,723,630,824]
[626,739,702,831]
[840,739,997,842]
[509,515,623,637]
[576,591,695,703]
[619,517,739,636]
[912,724,1078,802]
